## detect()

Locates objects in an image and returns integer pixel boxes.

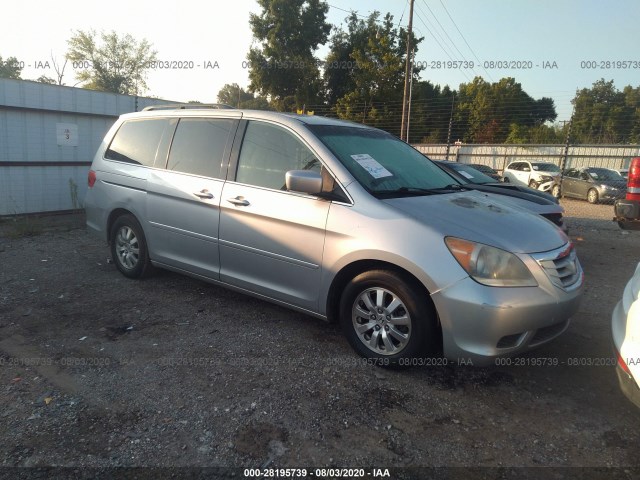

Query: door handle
[226,196,250,206]
[194,190,214,199]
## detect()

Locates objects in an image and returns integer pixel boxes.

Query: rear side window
[105,119,168,167]
[166,118,235,179]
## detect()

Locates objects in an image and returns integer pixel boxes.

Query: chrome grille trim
[531,243,583,292]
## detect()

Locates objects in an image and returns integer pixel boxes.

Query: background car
[502,160,561,190]
[614,157,640,230]
[467,163,502,181]
[614,168,629,180]
[435,161,566,232]
[559,167,626,204]
[612,262,640,408]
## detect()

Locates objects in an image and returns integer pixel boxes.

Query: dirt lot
[1,200,640,478]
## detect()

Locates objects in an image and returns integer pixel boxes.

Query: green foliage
[247,0,331,110]
[505,123,565,144]
[36,75,56,84]
[66,30,157,95]
[571,79,640,144]
[217,83,272,110]
[0,55,22,79]
[455,77,557,143]
[328,12,421,138]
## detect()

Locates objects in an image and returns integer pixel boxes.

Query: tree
[247,0,331,110]
[571,79,640,144]
[0,55,22,79]
[34,53,67,85]
[66,30,157,95]
[36,75,56,84]
[328,12,422,138]
[454,77,557,143]
[217,83,272,110]
[406,81,455,143]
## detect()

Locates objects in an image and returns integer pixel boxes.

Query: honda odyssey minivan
[85,107,583,366]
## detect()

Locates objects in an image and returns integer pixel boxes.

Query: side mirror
[286,170,322,195]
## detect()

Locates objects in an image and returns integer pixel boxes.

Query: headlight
[539,175,553,182]
[444,237,538,287]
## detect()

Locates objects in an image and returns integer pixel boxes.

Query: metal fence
[413,143,640,172]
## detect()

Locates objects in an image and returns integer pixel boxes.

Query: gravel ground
[1,202,639,479]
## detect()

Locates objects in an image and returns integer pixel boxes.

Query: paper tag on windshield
[351,154,393,179]
[459,171,474,179]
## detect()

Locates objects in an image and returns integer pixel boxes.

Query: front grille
[532,243,582,291]
[540,213,563,227]
[530,320,570,346]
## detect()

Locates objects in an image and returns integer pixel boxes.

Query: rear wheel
[587,188,599,204]
[110,214,152,279]
[503,177,510,183]
[339,270,438,365]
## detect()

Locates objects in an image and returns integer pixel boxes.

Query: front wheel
[110,214,152,279]
[339,270,438,365]
[551,184,561,198]
[587,188,599,204]
[529,179,540,189]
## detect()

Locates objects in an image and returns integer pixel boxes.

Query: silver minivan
[85,108,583,366]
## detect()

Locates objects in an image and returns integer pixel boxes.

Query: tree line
[1,0,639,144]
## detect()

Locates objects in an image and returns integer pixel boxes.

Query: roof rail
[142,103,235,111]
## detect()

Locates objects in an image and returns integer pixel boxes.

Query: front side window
[105,118,169,167]
[236,121,320,190]
[308,125,457,197]
[166,118,234,179]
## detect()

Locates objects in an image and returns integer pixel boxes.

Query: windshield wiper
[374,184,468,197]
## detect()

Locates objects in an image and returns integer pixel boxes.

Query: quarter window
[167,118,235,179]
[105,119,169,167]
[236,121,320,190]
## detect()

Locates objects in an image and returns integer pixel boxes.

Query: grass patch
[0,215,44,239]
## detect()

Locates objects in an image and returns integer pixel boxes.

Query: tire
[551,184,561,198]
[339,270,438,365]
[503,177,510,183]
[529,179,539,189]
[109,214,152,279]
[587,188,599,204]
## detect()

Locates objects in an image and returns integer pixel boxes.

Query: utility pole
[558,98,576,197]
[445,93,455,161]
[406,49,414,142]
[400,0,414,142]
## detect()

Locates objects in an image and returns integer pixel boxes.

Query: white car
[612,262,640,408]
[502,161,561,191]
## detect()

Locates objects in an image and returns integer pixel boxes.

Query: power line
[437,0,494,82]
[419,0,473,66]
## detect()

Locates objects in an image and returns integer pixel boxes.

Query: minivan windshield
[309,125,460,197]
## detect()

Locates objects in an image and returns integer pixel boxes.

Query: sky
[3,0,640,121]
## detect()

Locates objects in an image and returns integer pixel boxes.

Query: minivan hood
[383,191,567,254]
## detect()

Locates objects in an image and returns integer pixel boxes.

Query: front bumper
[616,362,640,408]
[432,246,583,366]
[612,288,640,409]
